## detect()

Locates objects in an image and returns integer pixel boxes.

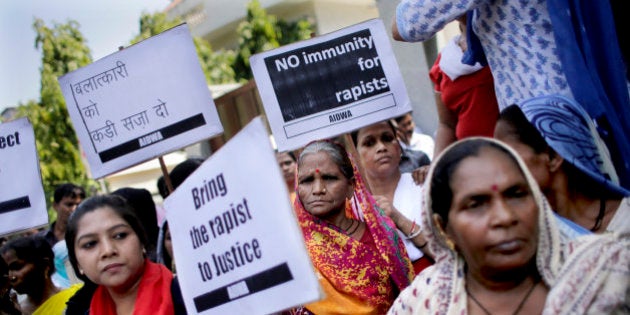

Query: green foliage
[17,19,98,222]
[232,0,315,81]
[130,11,182,44]
[277,18,315,46]
[194,38,237,84]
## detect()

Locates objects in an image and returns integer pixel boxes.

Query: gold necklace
[465,278,539,315]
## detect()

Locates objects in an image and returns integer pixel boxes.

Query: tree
[232,0,315,81]
[277,18,315,45]
[130,12,236,84]
[17,19,97,220]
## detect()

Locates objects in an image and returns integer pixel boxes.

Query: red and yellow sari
[294,154,414,314]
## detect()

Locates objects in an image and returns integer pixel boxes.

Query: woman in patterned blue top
[392,0,630,202]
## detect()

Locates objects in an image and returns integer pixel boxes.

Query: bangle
[407,220,417,236]
[405,228,422,240]
[405,223,421,240]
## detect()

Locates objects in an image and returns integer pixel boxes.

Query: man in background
[37,183,86,288]
[394,112,435,160]
[39,183,85,247]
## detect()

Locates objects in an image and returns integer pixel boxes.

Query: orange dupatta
[90,259,174,315]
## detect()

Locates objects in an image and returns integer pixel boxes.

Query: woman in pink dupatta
[289,139,414,315]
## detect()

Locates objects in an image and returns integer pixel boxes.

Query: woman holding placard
[351,120,433,274]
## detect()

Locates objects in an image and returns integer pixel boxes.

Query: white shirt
[402,130,435,161]
[393,173,425,261]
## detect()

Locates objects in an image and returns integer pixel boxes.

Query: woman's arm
[433,91,458,157]
[374,196,434,259]
[393,0,478,42]
[392,18,404,41]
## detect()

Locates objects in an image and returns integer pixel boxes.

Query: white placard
[250,18,412,151]
[0,118,48,235]
[164,117,321,314]
[58,24,223,179]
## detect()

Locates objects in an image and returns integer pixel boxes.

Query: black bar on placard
[98,114,206,163]
[0,196,31,214]
[193,262,293,312]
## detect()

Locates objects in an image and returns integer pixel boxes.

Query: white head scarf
[388,137,629,315]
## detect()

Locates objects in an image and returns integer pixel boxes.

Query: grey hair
[298,140,354,180]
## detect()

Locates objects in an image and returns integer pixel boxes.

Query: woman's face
[444,147,538,277]
[276,152,296,184]
[494,120,551,190]
[297,151,354,220]
[164,227,173,263]
[1,249,40,295]
[356,122,401,178]
[74,206,145,293]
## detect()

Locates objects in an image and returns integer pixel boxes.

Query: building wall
[311,0,378,34]
[375,0,437,135]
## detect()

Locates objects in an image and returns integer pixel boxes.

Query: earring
[444,238,456,252]
[79,269,84,275]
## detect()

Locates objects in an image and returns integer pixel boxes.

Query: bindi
[315,168,320,173]
[491,184,498,191]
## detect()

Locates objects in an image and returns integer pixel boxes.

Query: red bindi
[491,184,498,191]
[315,168,320,173]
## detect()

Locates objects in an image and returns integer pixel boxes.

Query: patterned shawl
[519,94,630,197]
[295,150,414,314]
[546,0,630,190]
[388,137,630,315]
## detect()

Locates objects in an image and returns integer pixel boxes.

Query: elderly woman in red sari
[290,139,414,315]
[388,137,629,314]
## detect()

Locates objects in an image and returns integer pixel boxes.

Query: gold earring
[444,238,456,252]
[432,214,456,252]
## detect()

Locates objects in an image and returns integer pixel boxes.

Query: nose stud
[10,276,16,281]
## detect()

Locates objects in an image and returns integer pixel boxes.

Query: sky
[0,0,172,113]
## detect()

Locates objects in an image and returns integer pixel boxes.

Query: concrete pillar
[375,0,438,136]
